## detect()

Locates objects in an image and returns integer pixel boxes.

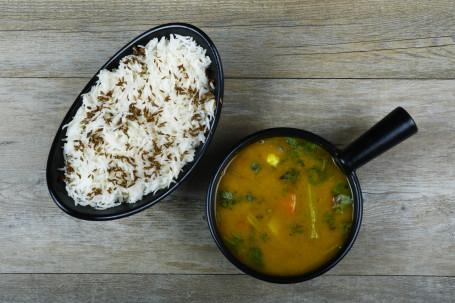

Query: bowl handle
[337,107,418,172]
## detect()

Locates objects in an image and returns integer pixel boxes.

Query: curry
[214,136,354,276]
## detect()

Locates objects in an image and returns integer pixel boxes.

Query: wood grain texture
[1,0,454,33]
[1,0,454,301]
[1,27,454,79]
[0,78,453,276]
[1,274,453,303]
[1,0,455,78]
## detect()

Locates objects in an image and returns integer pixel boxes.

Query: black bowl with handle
[206,107,417,283]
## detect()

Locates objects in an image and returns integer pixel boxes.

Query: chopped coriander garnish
[340,222,353,233]
[323,214,335,230]
[223,236,237,246]
[247,247,263,268]
[227,170,240,177]
[223,232,244,251]
[282,183,288,196]
[307,167,326,184]
[231,231,242,240]
[261,234,268,243]
[280,168,300,181]
[250,162,262,174]
[220,190,236,208]
[303,142,317,153]
[248,225,257,242]
[286,137,318,154]
[286,137,299,150]
[332,182,350,195]
[246,192,256,201]
[221,190,235,202]
[333,194,353,214]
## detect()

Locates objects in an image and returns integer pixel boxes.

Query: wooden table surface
[1,1,454,302]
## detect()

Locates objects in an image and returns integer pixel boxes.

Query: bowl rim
[46,23,224,220]
[206,127,363,283]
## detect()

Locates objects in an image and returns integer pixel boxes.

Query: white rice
[62,34,216,209]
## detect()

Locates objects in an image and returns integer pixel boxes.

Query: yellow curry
[215,137,354,276]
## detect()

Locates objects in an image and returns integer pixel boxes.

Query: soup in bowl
[207,129,363,283]
[207,107,417,283]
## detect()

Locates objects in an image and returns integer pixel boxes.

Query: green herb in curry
[250,162,262,174]
[323,214,336,230]
[333,194,353,214]
[247,247,264,268]
[215,136,354,277]
[280,168,300,181]
[246,192,256,201]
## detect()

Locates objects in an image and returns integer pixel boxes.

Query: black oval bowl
[47,23,224,220]
[206,128,363,283]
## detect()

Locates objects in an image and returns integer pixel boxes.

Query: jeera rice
[62,34,216,209]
